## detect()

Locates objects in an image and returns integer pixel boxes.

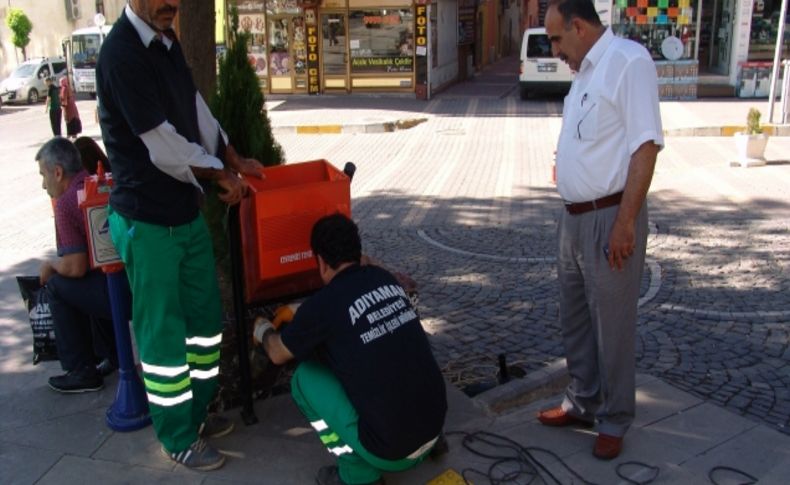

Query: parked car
[518,28,573,100]
[0,57,67,105]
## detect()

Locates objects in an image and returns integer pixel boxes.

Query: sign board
[85,205,121,267]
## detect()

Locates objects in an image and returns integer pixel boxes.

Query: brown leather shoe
[537,406,593,427]
[593,433,623,460]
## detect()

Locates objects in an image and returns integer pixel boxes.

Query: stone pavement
[2,56,790,483]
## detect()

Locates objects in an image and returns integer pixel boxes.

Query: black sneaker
[96,358,117,377]
[48,367,103,394]
[316,465,384,485]
[162,437,226,471]
[198,414,235,439]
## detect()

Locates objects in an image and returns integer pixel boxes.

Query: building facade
[3,0,783,97]
[527,0,789,98]
[224,0,472,96]
[0,0,124,78]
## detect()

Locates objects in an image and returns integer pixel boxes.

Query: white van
[0,57,67,104]
[518,28,573,100]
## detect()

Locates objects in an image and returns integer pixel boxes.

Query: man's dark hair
[35,137,83,176]
[310,213,362,270]
[548,0,602,27]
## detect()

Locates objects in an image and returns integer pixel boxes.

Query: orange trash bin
[240,159,352,303]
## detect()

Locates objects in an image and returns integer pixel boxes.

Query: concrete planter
[733,132,768,167]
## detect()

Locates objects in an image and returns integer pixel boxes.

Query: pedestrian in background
[60,77,82,140]
[73,136,111,174]
[96,0,263,471]
[537,0,663,460]
[44,77,62,137]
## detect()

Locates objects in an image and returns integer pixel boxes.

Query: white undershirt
[126,4,229,191]
[555,28,664,203]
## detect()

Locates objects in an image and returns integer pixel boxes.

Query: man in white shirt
[96,0,263,471]
[537,0,663,460]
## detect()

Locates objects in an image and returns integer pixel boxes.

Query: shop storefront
[737,0,790,97]
[228,0,425,94]
[603,0,788,98]
[608,0,702,99]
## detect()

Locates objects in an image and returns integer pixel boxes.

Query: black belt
[564,191,623,215]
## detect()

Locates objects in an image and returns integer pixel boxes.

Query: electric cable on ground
[446,430,659,485]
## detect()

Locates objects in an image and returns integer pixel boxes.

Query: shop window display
[611,0,697,60]
[235,1,268,81]
[348,9,414,73]
[749,0,790,61]
[270,18,292,75]
[292,17,307,75]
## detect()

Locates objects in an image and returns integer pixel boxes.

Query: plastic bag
[16,276,58,364]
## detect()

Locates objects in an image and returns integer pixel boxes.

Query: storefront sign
[363,14,402,26]
[415,2,428,97]
[735,0,753,63]
[351,56,413,72]
[306,9,320,94]
[415,3,428,55]
[457,0,475,45]
[236,1,264,13]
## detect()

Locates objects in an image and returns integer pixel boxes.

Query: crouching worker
[36,137,117,393]
[256,213,447,485]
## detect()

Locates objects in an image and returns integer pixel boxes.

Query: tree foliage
[6,8,33,60]
[200,6,284,307]
[211,6,284,167]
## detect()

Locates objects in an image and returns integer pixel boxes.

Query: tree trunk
[177,1,217,100]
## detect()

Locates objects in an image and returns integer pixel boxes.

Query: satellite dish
[94,13,106,27]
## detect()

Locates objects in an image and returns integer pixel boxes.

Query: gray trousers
[557,202,648,437]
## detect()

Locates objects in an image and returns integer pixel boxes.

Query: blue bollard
[105,268,151,431]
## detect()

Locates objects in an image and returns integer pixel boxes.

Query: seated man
[36,137,117,393]
[257,213,447,485]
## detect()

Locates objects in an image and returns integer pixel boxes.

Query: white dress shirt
[555,28,664,203]
[125,5,228,191]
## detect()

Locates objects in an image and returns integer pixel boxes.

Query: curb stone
[271,117,428,135]
[473,358,569,415]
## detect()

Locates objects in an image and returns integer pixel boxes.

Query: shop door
[269,16,308,93]
[702,0,734,75]
[714,0,734,74]
[321,13,349,92]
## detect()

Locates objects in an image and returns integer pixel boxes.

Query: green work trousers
[291,361,430,484]
[108,209,222,453]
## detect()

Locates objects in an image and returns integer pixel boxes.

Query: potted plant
[733,108,768,167]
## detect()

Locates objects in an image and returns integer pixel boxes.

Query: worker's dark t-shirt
[281,264,446,460]
[96,11,201,226]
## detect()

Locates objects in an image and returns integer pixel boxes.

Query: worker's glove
[253,317,274,345]
[271,303,301,328]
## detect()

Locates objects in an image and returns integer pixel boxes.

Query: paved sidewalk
[2,55,789,484]
[4,370,790,484]
[263,56,790,136]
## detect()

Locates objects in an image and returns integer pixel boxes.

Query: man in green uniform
[258,214,447,485]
